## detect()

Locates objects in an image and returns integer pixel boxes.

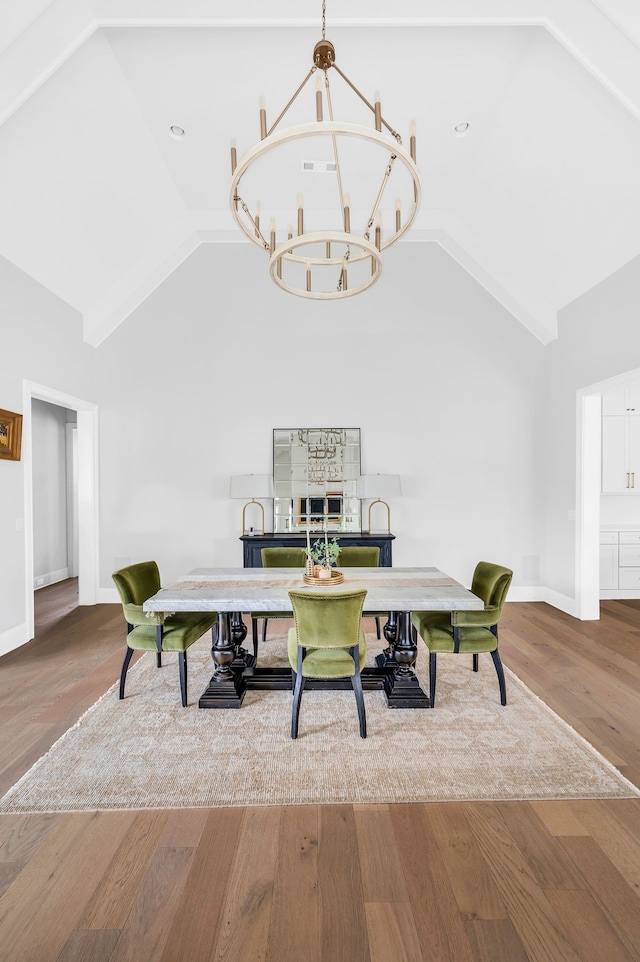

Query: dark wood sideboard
[240,532,395,568]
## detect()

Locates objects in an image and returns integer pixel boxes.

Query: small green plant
[304,536,341,568]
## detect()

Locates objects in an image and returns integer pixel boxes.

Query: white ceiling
[2,0,640,346]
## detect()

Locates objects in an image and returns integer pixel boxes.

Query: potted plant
[304,536,341,578]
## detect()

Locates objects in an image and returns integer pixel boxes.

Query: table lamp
[229,474,274,535]
[356,474,402,533]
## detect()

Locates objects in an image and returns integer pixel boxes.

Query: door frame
[576,365,640,620]
[22,381,99,640]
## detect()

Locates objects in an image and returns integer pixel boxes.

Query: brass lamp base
[366,498,391,535]
[241,499,266,536]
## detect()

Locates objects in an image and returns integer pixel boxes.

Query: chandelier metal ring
[268,232,383,300]
[230,121,421,256]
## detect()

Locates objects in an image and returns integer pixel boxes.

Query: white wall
[92,241,546,598]
[0,256,94,648]
[544,253,640,599]
[2,237,566,656]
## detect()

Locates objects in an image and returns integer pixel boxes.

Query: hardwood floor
[0,584,639,961]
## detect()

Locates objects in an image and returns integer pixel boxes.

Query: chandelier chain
[364,156,397,240]
[322,0,326,41]
[337,245,351,292]
[236,195,270,251]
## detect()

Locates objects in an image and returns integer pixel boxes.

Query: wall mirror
[273,428,361,533]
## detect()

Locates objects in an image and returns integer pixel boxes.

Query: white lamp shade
[229,474,274,499]
[356,474,402,499]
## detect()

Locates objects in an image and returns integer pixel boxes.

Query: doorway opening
[576,365,640,620]
[22,381,98,642]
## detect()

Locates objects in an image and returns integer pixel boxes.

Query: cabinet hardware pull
[627,473,630,488]
[633,473,636,488]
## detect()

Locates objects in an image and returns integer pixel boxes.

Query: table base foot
[375,649,396,669]
[383,670,431,708]
[199,670,247,709]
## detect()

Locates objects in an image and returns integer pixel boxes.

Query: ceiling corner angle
[82,225,202,347]
[415,213,558,345]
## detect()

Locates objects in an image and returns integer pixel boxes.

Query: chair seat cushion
[287,627,367,678]
[127,611,217,652]
[418,622,499,654]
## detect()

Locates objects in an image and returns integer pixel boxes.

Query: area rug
[1,629,637,812]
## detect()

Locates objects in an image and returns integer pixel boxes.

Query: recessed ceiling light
[169,125,185,140]
[454,122,470,136]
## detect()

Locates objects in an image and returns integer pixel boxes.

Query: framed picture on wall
[0,409,23,461]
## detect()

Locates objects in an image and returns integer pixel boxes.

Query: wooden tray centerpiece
[303,568,344,586]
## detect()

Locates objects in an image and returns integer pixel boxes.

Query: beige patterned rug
[1,629,637,812]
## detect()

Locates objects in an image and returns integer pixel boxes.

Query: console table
[241,532,395,568]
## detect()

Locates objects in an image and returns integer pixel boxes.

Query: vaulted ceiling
[2,0,640,346]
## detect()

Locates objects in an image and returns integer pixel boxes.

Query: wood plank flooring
[0,582,639,961]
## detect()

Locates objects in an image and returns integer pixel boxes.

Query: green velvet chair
[112,561,218,707]
[251,547,307,659]
[411,561,512,707]
[288,588,368,739]
[337,545,386,639]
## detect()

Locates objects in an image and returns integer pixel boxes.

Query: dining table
[143,566,484,709]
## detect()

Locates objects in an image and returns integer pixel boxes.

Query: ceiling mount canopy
[230,1,421,300]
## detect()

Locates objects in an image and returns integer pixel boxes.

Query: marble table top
[143,567,484,614]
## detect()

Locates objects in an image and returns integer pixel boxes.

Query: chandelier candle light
[229,1,421,299]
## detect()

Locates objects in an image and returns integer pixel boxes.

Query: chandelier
[229,1,421,300]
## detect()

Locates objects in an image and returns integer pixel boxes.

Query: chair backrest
[112,561,161,626]
[470,561,513,619]
[288,589,367,649]
[261,547,307,567]
[338,546,380,567]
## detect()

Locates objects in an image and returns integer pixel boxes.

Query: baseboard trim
[0,622,29,658]
[97,587,120,605]
[508,586,542,603]
[540,588,577,618]
[34,567,70,590]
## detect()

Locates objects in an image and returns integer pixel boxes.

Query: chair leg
[251,617,259,661]
[179,651,188,707]
[155,625,163,668]
[429,651,437,707]
[490,649,507,706]
[375,617,381,640]
[472,653,479,672]
[262,618,268,645]
[351,670,367,738]
[291,669,306,739]
[119,647,134,699]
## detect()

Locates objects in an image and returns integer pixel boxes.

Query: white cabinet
[600,529,640,596]
[602,380,640,416]
[601,417,640,493]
